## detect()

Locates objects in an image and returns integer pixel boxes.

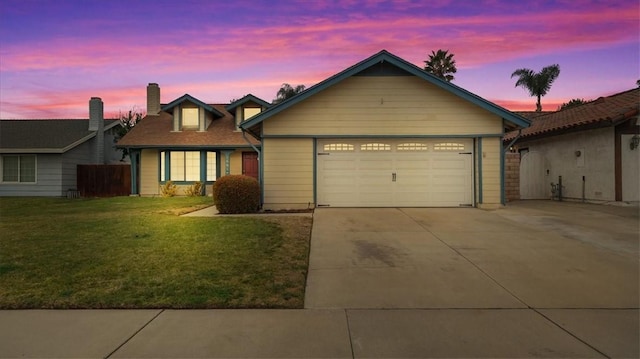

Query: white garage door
[317,139,474,207]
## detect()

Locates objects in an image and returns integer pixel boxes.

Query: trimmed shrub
[212,175,260,214]
[185,181,203,197]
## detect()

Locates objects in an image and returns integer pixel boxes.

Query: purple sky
[1,0,638,119]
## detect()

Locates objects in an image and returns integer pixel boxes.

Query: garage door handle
[392,172,396,182]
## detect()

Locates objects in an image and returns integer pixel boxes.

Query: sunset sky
[1,0,638,119]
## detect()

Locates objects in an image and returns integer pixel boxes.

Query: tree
[511,64,561,112]
[273,83,305,104]
[558,98,589,111]
[114,108,144,161]
[424,49,457,82]
[636,79,640,87]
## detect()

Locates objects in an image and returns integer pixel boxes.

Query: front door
[242,152,259,179]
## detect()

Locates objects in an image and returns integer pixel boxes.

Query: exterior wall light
[630,135,640,150]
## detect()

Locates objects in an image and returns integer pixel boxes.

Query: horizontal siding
[481,137,501,205]
[0,154,62,196]
[140,149,159,196]
[262,138,314,209]
[264,76,502,136]
[61,141,93,192]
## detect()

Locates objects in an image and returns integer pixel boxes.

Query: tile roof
[505,88,639,141]
[116,104,259,148]
[0,119,119,153]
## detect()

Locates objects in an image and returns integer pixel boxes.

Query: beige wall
[139,149,249,196]
[264,76,502,136]
[479,137,502,207]
[229,150,243,175]
[262,138,314,210]
[260,75,506,209]
[140,149,160,196]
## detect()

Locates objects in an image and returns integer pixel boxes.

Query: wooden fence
[77,164,131,197]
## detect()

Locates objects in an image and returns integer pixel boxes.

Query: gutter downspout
[504,129,522,154]
[241,129,263,206]
[502,129,522,205]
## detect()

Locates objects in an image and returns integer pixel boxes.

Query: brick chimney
[89,97,104,164]
[147,83,161,115]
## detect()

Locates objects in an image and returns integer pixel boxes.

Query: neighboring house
[0,97,122,196]
[116,84,266,196]
[240,50,530,210]
[505,88,639,203]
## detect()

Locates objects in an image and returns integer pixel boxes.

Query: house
[0,98,123,197]
[240,50,530,210]
[116,84,265,196]
[505,88,639,203]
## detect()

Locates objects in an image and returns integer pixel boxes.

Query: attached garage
[317,138,473,207]
[241,50,530,210]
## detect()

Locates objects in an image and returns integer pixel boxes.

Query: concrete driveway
[305,200,639,357]
[1,201,637,358]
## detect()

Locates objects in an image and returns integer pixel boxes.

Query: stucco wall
[518,127,615,201]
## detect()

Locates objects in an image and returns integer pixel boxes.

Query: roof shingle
[116,104,259,148]
[0,119,118,152]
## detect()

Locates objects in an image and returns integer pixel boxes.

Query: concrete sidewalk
[1,201,638,358]
[3,308,638,358]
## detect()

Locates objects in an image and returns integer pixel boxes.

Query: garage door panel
[317,138,473,207]
[323,159,357,170]
[432,158,468,170]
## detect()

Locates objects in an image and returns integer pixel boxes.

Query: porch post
[130,149,139,195]
[200,150,207,195]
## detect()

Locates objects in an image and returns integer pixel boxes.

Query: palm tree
[424,49,457,82]
[273,83,306,104]
[511,64,561,112]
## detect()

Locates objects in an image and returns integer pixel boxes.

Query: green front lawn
[0,197,311,309]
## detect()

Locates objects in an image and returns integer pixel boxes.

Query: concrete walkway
[1,201,638,358]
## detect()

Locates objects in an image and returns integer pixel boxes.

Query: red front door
[242,152,259,179]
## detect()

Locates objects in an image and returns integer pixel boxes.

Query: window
[243,107,261,121]
[323,143,354,151]
[161,151,217,182]
[434,142,465,151]
[207,152,217,181]
[1,155,36,183]
[182,108,199,128]
[397,143,428,151]
[361,143,391,151]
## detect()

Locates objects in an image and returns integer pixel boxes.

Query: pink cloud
[2,3,635,74]
[1,1,636,119]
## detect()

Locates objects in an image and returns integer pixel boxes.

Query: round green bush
[212,175,260,214]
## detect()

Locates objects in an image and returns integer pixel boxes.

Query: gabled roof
[505,88,640,141]
[225,94,270,112]
[241,50,530,132]
[0,119,120,153]
[116,104,259,148]
[162,94,225,118]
